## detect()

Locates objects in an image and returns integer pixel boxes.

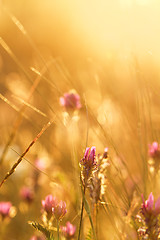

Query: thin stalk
[0,121,52,187]
[96,205,98,239]
[78,185,86,240]
[57,220,60,240]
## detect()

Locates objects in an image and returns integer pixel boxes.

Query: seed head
[89,148,109,204]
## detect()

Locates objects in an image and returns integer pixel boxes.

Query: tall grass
[0,3,160,240]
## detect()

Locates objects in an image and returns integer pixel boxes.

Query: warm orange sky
[33,0,160,59]
[1,0,160,64]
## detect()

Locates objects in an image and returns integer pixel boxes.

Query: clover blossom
[42,195,58,217]
[148,142,160,159]
[0,202,12,219]
[61,221,76,239]
[35,158,46,171]
[42,195,67,222]
[60,90,81,112]
[20,186,34,203]
[52,200,67,221]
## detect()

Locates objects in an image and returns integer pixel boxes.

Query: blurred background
[0,0,160,239]
[1,0,160,65]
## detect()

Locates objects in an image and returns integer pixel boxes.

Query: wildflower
[42,195,58,217]
[148,142,160,159]
[0,202,12,219]
[35,158,46,171]
[30,235,45,240]
[61,221,76,239]
[32,159,46,193]
[138,193,160,238]
[141,192,160,217]
[80,147,97,185]
[60,90,81,112]
[20,186,34,203]
[52,200,67,221]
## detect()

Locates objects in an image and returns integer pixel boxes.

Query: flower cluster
[80,147,97,185]
[138,193,160,238]
[61,221,76,239]
[141,192,160,217]
[42,195,67,220]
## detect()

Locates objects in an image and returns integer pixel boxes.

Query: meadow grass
[0,3,160,240]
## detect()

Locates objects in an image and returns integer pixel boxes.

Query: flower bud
[42,195,58,217]
[52,200,67,220]
[0,202,12,219]
[61,221,76,239]
[60,90,81,112]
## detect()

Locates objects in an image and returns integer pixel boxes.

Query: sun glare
[64,0,160,61]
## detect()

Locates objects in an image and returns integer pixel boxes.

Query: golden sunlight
[1,1,160,239]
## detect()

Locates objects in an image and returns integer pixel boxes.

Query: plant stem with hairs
[96,204,98,239]
[57,220,60,240]
[78,184,86,240]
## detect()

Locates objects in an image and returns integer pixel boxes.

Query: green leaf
[28,221,54,240]
[86,228,93,240]
[80,185,97,240]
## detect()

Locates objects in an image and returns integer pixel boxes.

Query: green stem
[96,205,98,239]
[78,185,86,240]
[57,220,60,240]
